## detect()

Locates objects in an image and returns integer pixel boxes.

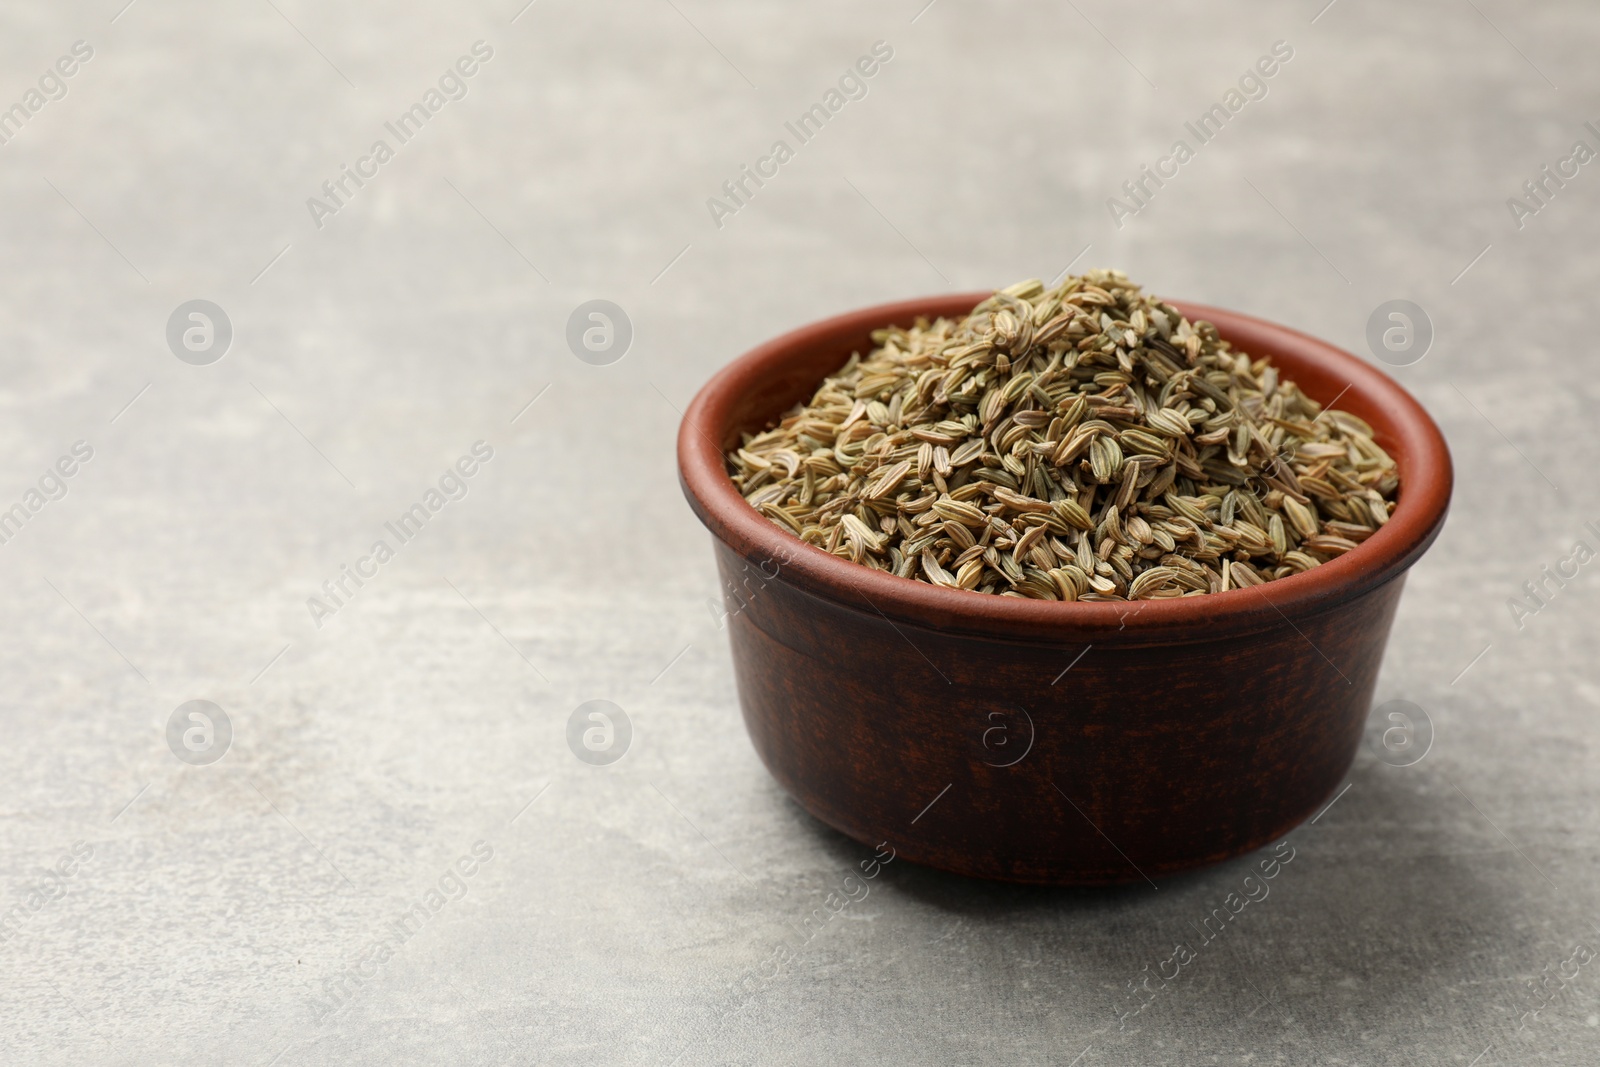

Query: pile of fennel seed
[727,270,1400,601]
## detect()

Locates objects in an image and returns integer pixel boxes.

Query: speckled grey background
[1,0,1597,1064]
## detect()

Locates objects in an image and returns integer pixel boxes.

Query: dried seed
[1282,495,1319,539]
[955,556,986,589]
[1129,566,1179,599]
[864,460,913,501]
[993,487,1054,513]
[1268,514,1288,557]
[921,549,957,587]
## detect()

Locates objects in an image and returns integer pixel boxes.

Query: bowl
[677,292,1452,885]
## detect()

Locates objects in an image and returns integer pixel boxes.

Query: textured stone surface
[1,1,1597,1063]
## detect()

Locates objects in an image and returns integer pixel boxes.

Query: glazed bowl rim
[678,292,1452,645]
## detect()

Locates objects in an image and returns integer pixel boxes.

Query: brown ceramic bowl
[678,293,1451,886]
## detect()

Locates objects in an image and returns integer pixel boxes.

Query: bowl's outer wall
[716,542,1405,884]
[684,293,1451,885]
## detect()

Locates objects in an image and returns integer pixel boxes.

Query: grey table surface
[2,1,1598,1064]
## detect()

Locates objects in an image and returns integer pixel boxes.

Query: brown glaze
[679,294,1452,885]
